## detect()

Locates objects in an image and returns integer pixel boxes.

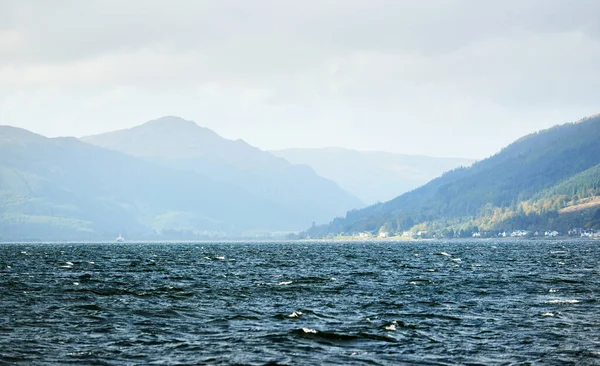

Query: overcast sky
[1,0,599,159]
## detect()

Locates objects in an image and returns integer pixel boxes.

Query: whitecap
[451,258,462,262]
[73,282,80,286]
[558,262,565,265]
[384,324,396,331]
[215,256,226,260]
[302,328,318,334]
[278,281,293,286]
[409,281,417,285]
[20,251,26,254]
[438,252,452,257]
[549,289,559,293]
[288,311,303,318]
[65,262,74,266]
[89,262,95,265]
[547,299,579,304]
[6,265,11,269]
[426,269,436,272]
[541,312,554,317]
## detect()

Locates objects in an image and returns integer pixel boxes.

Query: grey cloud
[5,0,600,64]
[1,0,599,159]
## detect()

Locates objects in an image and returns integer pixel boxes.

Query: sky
[1,0,599,159]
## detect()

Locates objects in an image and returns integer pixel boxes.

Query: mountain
[82,116,363,224]
[306,113,600,237]
[270,148,474,204]
[0,126,331,241]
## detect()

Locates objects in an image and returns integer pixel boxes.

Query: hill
[0,126,323,241]
[271,147,473,204]
[306,113,600,237]
[82,117,363,226]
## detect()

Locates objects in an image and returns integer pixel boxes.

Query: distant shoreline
[0,237,597,244]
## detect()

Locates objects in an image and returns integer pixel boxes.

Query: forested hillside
[306,114,600,237]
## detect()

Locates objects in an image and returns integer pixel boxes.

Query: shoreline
[0,236,598,244]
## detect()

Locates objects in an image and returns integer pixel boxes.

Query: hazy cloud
[1,0,599,158]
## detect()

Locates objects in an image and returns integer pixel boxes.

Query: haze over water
[1,240,599,365]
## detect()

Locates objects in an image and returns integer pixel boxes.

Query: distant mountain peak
[84,116,223,145]
[143,116,197,127]
[82,117,290,166]
[0,125,43,135]
[0,125,48,143]
[137,116,207,132]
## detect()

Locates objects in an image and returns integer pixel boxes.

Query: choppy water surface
[1,240,599,365]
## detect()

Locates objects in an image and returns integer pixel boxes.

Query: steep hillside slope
[307,114,600,236]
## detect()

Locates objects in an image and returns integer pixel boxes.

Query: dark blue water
[1,240,599,365]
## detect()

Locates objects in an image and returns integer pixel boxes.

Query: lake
[1,240,599,365]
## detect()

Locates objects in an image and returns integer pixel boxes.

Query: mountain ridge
[305,113,600,237]
[83,116,363,224]
[0,120,364,241]
[1,126,313,240]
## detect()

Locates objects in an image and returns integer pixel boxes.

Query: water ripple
[1,240,599,364]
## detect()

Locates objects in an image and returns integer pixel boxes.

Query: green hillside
[306,114,600,237]
[492,163,600,232]
[0,126,310,241]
